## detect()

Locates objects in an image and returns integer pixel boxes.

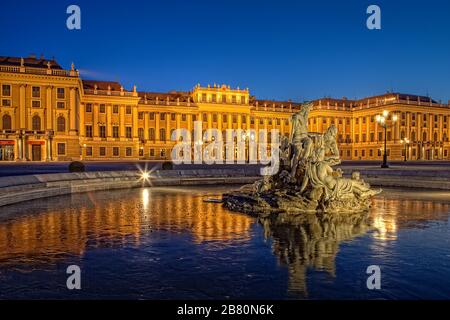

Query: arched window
[434,132,438,142]
[423,132,427,142]
[2,114,12,130]
[32,115,41,131]
[444,133,448,142]
[160,128,166,142]
[411,131,416,142]
[57,116,66,132]
[400,131,405,139]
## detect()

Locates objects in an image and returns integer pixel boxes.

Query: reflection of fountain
[224,102,381,215]
[260,212,372,297]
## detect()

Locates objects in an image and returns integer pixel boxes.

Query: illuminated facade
[1,55,449,162]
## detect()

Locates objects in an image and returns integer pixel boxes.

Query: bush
[69,161,86,173]
[162,161,173,170]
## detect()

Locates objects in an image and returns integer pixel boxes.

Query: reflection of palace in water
[370,196,450,241]
[260,212,372,297]
[0,188,253,265]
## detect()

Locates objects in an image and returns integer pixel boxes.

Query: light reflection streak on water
[369,190,450,243]
[142,189,150,212]
[370,197,398,241]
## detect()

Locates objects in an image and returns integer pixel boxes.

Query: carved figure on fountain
[223,102,382,215]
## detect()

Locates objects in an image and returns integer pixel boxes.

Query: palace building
[1,54,449,162]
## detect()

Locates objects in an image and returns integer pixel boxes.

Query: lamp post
[376,110,398,168]
[239,131,256,163]
[240,132,246,163]
[401,138,410,162]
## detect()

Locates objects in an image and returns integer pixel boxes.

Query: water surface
[0,186,449,299]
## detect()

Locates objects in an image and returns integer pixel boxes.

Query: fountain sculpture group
[223,102,382,215]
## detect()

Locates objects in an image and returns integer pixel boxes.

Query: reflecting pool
[0,186,449,299]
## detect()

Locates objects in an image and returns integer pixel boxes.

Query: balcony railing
[251,105,298,113]
[139,99,193,106]
[0,65,78,77]
[84,89,137,97]
[314,97,450,110]
[353,98,450,109]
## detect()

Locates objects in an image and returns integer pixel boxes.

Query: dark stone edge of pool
[0,167,450,208]
[0,169,261,208]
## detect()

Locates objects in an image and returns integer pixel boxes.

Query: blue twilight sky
[1,0,450,102]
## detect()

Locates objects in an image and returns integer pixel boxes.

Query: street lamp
[240,131,249,163]
[401,137,410,162]
[376,110,398,168]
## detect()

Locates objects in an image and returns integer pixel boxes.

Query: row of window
[83,146,168,158]
[55,144,449,160]
[408,113,448,123]
[199,93,246,104]
[85,125,132,139]
[85,126,289,141]
[310,117,351,126]
[85,126,166,140]
[1,114,66,132]
[3,113,449,143]
[1,84,66,99]
[0,85,66,109]
[84,146,133,157]
[1,84,66,109]
[85,104,131,114]
[351,131,449,143]
[195,114,288,126]
[348,148,449,159]
[1,99,66,109]
[354,149,394,158]
[84,107,289,126]
[342,149,387,158]
[311,114,449,126]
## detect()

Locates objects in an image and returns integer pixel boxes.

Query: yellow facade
[1,55,449,162]
[311,96,450,160]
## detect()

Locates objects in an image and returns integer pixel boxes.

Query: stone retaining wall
[0,167,449,208]
[341,168,450,190]
[0,169,260,207]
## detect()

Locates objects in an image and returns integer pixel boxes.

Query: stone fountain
[223,102,382,215]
